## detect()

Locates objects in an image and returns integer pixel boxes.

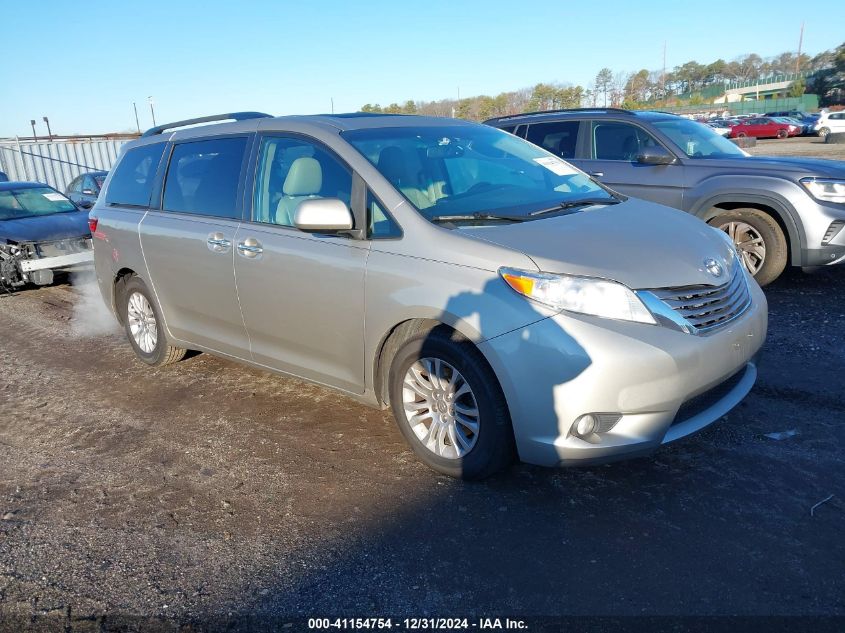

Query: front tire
[818,127,830,140]
[388,326,514,479]
[711,209,788,286]
[776,129,788,139]
[119,276,186,366]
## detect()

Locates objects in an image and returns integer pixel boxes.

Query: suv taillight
[88,217,98,233]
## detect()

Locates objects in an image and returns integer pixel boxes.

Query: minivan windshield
[343,125,615,222]
[652,118,748,159]
[0,186,78,221]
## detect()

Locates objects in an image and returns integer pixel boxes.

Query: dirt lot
[747,136,845,160]
[1,204,845,629]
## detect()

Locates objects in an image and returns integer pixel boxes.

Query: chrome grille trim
[641,267,751,335]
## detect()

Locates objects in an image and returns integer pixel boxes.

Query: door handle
[207,232,232,252]
[237,238,263,258]
[589,172,604,178]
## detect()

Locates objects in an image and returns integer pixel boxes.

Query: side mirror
[636,145,676,165]
[293,198,354,233]
[77,199,94,209]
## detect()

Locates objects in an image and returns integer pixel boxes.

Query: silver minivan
[91,112,767,479]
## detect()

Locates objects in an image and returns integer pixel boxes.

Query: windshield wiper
[430,212,527,224]
[529,197,621,217]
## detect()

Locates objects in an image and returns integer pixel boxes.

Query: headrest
[283,157,322,196]
[377,146,409,185]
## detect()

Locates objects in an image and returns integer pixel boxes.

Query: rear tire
[710,209,788,286]
[388,326,514,479]
[119,276,186,366]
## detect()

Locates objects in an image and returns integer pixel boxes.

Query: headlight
[499,267,656,324]
[801,178,845,204]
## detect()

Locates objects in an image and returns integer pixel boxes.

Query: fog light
[574,414,597,437]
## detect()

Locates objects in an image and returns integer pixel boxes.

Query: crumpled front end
[0,237,93,289]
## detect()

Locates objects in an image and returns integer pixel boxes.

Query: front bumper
[478,277,767,467]
[18,249,94,272]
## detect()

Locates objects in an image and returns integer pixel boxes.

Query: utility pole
[796,22,804,74]
[331,97,334,114]
[133,102,141,133]
[661,41,667,100]
[148,96,156,126]
[42,116,52,140]
[30,119,37,141]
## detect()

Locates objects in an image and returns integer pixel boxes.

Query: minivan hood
[0,210,90,243]
[694,155,845,177]
[461,199,735,290]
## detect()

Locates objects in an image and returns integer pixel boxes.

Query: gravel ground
[746,136,845,160]
[1,238,844,629]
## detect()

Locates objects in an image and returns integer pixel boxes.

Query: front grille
[822,220,844,245]
[647,266,751,334]
[671,368,747,426]
[36,238,92,258]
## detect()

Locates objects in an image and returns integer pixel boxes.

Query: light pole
[30,119,37,141]
[133,102,141,134]
[148,96,156,126]
[42,116,52,140]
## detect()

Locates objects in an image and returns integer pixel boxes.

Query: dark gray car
[66,171,107,209]
[486,108,845,285]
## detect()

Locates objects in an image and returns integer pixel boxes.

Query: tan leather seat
[275,157,322,226]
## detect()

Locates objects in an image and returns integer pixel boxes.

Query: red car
[729,117,800,139]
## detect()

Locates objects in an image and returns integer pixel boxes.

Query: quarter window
[105,143,166,207]
[592,122,660,161]
[162,137,247,219]
[252,136,352,227]
[368,192,401,239]
[525,121,580,159]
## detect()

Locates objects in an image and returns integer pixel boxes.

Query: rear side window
[163,137,247,219]
[105,143,166,207]
[525,121,580,158]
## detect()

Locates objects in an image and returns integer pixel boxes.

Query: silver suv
[91,112,767,479]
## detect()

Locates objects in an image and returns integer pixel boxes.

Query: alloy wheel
[401,357,480,459]
[127,291,158,354]
[718,221,766,275]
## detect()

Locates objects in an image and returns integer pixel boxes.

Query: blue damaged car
[0,181,93,289]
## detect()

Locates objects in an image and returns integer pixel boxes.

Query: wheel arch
[373,318,500,408]
[112,267,138,324]
[693,193,803,264]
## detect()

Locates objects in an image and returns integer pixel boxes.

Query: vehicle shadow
[211,271,843,628]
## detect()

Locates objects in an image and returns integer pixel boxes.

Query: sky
[1,0,841,137]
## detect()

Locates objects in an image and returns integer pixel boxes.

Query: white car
[705,122,732,137]
[815,111,845,139]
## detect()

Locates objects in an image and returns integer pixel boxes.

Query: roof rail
[141,112,273,137]
[486,107,633,123]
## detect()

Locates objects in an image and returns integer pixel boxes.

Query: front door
[571,119,685,209]
[234,134,368,393]
[140,135,252,356]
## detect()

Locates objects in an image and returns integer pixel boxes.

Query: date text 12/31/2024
[308,618,528,630]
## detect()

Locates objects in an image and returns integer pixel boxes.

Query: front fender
[685,175,806,263]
